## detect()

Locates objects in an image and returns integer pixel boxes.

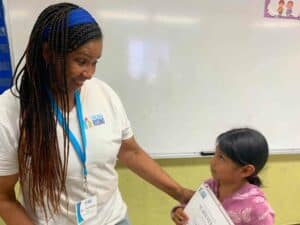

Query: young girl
[171,128,275,225]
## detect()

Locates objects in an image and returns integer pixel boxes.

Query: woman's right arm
[0,174,35,225]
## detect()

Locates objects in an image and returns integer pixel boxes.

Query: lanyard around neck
[48,90,87,178]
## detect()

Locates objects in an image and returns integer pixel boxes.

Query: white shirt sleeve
[0,122,19,175]
[113,93,133,140]
[94,78,134,140]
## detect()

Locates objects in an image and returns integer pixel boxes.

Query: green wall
[1,155,300,225]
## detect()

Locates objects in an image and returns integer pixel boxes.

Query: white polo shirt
[0,78,133,225]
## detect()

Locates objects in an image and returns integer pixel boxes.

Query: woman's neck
[217,180,248,202]
[67,95,75,111]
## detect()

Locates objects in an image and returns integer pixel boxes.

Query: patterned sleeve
[250,198,275,225]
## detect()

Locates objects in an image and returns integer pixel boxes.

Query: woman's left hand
[177,187,194,204]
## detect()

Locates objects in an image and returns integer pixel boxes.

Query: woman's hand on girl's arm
[0,174,35,225]
[118,136,194,203]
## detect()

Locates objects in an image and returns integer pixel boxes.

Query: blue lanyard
[48,90,87,178]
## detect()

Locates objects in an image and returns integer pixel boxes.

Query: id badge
[75,195,97,225]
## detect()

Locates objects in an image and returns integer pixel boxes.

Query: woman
[0,3,193,225]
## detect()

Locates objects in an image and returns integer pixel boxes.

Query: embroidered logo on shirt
[85,113,105,129]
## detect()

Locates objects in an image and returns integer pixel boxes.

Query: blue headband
[43,8,97,40]
[68,8,96,27]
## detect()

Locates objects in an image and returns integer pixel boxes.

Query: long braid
[12,3,78,217]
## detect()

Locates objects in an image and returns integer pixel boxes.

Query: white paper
[184,183,234,225]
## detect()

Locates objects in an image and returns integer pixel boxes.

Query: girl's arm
[0,174,35,225]
[118,136,194,203]
[251,201,275,225]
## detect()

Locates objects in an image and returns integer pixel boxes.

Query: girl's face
[287,1,294,8]
[210,147,250,185]
[65,39,102,94]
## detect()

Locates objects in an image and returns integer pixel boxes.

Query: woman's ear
[42,43,50,63]
[241,164,256,178]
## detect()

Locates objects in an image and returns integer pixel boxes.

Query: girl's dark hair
[216,128,269,187]
[11,2,102,216]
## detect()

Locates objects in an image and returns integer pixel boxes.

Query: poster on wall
[264,0,300,19]
[0,0,12,94]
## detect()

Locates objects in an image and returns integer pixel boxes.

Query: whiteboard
[5,0,300,158]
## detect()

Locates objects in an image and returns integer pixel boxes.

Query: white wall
[5,0,300,157]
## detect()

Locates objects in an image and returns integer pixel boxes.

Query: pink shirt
[205,179,275,225]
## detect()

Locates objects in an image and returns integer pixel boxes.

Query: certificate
[184,183,234,225]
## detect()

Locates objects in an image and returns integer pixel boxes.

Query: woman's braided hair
[11,2,102,216]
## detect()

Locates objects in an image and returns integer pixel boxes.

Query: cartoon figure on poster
[286,0,294,16]
[277,0,285,15]
[264,0,300,19]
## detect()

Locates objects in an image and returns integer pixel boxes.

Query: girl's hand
[171,206,189,225]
